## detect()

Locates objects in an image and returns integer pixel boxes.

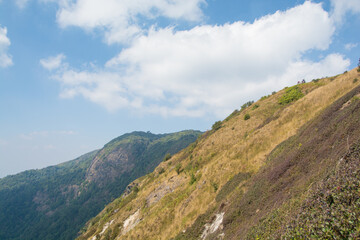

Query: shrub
[272,91,277,95]
[175,163,182,175]
[353,78,358,84]
[241,101,254,111]
[189,173,197,185]
[260,95,270,101]
[158,167,165,174]
[211,181,218,192]
[244,113,251,120]
[163,153,172,161]
[212,121,222,131]
[252,104,259,110]
[278,86,304,105]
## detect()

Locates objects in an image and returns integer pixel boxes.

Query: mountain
[78,67,360,240]
[0,130,201,240]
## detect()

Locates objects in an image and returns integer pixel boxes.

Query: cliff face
[0,130,201,240]
[78,68,360,240]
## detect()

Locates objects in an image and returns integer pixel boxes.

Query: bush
[163,153,172,161]
[278,86,304,105]
[211,181,218,192]
[244,114,251,120]
[241,101,254,111]
[212,121,222,131]
[158,167,165,174]
[175,163,182,175]
[260,95,270,101]
[252,104,259,110]
[354,78,358,84]
[189,173,197,185]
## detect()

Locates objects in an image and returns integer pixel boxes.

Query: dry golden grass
[80,68,360,240]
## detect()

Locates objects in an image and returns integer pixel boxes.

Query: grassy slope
[222,84,360,239]
[0,131,200,240]
[79,68,360,240]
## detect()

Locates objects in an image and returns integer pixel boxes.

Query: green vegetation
[211,181,218,192]
[212,121,222,131]
[163,153,172,161]
[189,173,197,185]
[284,143,360,239]
[260,95,270,100]
[252,104,259,110]
[158,167,165,174]
[244,113,251,120]
[175,163,182,175]
[278,85,304,105]
[241,101,254,110]
[354,78,358,83]
[0,131,201,240]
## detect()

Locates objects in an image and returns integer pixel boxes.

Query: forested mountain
[78,68,360,240]
[0,130,201,240]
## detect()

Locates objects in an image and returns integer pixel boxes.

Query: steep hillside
[0,130,201,240]
[78,68,360,240]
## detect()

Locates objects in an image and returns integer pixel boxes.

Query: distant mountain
[78,68,360,239]
[0,130,201,240]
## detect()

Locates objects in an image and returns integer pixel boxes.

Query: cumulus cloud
[331,0,360,24]
[49,2,350,118]
[40,54,66,70]
[0,26,13,68]
[55,0,205,44]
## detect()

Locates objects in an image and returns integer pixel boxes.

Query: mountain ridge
[0,130,201,240]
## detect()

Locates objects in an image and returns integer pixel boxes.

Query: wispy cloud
[344,43,358,50]
[49,2,349,118]
[0,26,13,68]
[15,0,30,9]
[330,0,360,24]
[40,54,66,70]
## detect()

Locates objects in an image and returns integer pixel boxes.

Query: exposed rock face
[146,175,183,206]
[201,212,224,240]
[123,209,141,235]
[86,145,136,185]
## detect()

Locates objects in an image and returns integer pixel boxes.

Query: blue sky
[0,0,359,177]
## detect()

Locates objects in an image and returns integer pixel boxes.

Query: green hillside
[78,68,360,240]
[0,130,201,240]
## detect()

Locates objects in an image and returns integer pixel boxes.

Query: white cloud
[55,0,205,44]
[331,0,360,24]
[15,0,30,8]
[49,2,350,118]
[40,54,66,70]
[344,43,358,50]
[0,26,13,68]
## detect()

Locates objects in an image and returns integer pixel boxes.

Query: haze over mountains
[0,130,201,240]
